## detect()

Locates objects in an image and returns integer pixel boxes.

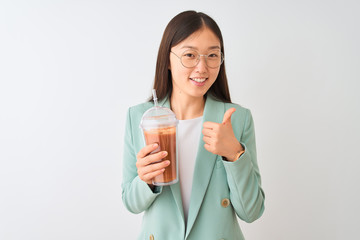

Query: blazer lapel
[185,95,224,238]
[158,97,185,224]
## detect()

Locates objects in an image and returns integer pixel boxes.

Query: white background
[1,0,359,239]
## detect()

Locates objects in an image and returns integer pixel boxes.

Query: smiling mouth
[190,78,208,83]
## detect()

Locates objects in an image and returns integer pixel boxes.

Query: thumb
[222,108,236,124]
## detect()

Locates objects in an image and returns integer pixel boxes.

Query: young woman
[122,10,265,240]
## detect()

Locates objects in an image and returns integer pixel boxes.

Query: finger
[204,143,213,153]
[140,160,170,178]
[202,128,215,137]
[203,121,219,129]
[143,160,170,172]
[222,108,236,124]
[143,151,168,166]
[203,136,215,145]
[142,168,166,182]
[202,135,213,144]
[137,143,159,159]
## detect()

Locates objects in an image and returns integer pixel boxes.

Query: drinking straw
[152,89,158,107]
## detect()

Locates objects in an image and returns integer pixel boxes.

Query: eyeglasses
[170,49,224,68]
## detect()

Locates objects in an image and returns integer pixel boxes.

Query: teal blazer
[122,95,265,240]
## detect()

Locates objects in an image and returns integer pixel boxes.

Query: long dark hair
[152,10,231,103]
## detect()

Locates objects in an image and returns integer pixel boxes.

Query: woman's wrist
[223,142,244,162]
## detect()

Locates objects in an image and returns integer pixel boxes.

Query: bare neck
[170,94,205,120]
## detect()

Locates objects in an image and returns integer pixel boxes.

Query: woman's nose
[195,56,207,72]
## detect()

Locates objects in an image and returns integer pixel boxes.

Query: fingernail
[153,143,158,148]
[162,151,168,157]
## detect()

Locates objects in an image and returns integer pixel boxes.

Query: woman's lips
[190,78,208,86]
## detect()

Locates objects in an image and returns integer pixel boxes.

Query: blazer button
[221,198,230,208]
[149,234,154,240]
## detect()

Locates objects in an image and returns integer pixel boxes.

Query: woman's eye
[184,53,196,58]
[208,53,219,58]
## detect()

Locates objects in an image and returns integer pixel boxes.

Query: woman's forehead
[172,28,221,51]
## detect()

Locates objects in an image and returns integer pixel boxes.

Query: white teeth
[191,78,206,83]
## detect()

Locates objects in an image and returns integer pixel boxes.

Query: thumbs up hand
[202,108,243,162]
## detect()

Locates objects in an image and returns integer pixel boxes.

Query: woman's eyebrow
[180,45,221,50]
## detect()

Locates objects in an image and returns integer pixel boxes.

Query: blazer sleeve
[121,107,162,214]
[222,108,265,223]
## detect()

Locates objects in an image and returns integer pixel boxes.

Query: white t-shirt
[178,116,203,222]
